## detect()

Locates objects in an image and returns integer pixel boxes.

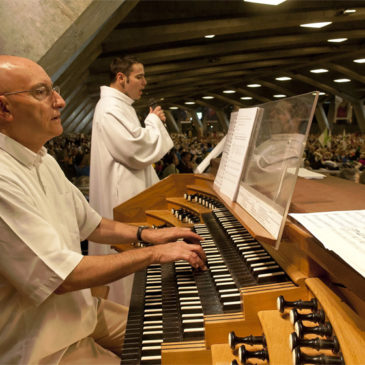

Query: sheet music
[215,108,262,201]
[289,210,365,278]
[214,112,238,190]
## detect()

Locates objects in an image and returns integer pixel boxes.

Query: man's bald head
[0,55,45,93]
[0,55,65,152]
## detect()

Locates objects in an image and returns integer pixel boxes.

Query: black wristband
[137,226,149,242]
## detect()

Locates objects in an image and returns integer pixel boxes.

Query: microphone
[148,97,159,110]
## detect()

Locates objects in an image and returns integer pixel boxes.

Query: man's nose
[53,91,66,109]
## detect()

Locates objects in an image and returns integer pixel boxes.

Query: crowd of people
[46,131,365,186]
[304,132,365,184]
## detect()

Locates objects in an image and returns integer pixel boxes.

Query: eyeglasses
[0,85,61,101]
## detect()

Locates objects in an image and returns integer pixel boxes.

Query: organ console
[113,173,365,364]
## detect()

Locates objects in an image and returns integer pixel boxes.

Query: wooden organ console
[113,173,365,365]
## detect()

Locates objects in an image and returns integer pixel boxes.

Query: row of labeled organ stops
[184,193,224,210]
[229,296,344,365]
[171,193,224,224]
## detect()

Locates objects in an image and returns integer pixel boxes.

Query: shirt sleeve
[0,178,84,306]
[99,104,173,170]
[68,180,102,240]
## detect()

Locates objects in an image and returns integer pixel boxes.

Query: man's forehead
[130,63,145,74]
[0,56,50,88]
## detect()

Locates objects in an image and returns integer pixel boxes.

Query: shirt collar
[0,133,47,169]
[100,85,135,105]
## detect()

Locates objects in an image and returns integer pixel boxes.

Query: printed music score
[289,209,365,278]
[214,107,263,201]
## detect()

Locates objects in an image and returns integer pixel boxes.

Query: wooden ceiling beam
[91,45,347,75]
[324,62,365,84]
[103,8,365,51]
[284,71,358,104]
[129,29,365,64]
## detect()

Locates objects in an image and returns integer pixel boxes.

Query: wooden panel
[113,174,197,223]
[162,340,211,365]
[290,175,365,213]
[306,278,365,364]
[241,282,309,322]
[258,310,292,365]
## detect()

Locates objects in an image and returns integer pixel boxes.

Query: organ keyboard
[113,173,365,364]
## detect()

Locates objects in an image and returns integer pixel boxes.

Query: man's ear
[0,98,13,122]
[116,72,126,88]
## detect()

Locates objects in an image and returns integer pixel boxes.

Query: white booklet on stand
[214,107,263,201]
[290,210,365,278]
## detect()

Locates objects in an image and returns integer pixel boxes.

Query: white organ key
[219,288,239,293]
[178,290,199,294]
[141,355,162,361]
[142,345,161,351]
[182,318,204,324]
[250,260,276,267]
[182,314,203,319]
[252,265,280,272]
[181,305,202,310]
[143,330,163,335]
[143,325,163,330]
[183,327,205,333]
[180,301,201,305]
[221,293,241,298]
[180,296,201,301]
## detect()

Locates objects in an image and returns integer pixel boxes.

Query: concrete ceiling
[58,0,365,133]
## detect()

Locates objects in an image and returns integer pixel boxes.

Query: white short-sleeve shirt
[0,133,102,364]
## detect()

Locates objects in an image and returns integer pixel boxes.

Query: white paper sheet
[215,107,262,201]
[289,210,365,278]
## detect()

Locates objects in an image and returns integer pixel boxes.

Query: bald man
[0,55,205,364]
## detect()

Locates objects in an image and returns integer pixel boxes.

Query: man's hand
[149,241,207,270]
[142,226,203,245]
[150,105,166,122]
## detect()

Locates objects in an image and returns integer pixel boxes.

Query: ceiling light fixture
[310,68,328,73]
[344,9,356,14]
[204,34,215,39]
[169,106,178,110]
[244,0,287,5]
[354,58,365,63]
[274,94,286,98]
[240,96,253,100]
[185,101,196,104]
[300,22,332,28]
[334,78,351,83]
[275,76,292,81]
[247,83,261,88]
[328,38,347,43]
[223,90,236,94]
[202,96,214,99]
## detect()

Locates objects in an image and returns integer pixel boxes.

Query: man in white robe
[89,56,174,305]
